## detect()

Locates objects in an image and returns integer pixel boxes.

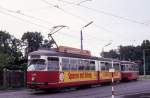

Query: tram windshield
[28,59,46,71]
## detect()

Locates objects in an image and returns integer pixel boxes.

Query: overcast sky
[0,0,150,56]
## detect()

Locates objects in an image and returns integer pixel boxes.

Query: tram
[120,61,139,81]
[26,46,137,90]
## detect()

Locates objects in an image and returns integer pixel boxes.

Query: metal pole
[143,49,146,77]
[80,21,93,51]
[101,47,104,57]
[111,60,115,98]
[81,30,83,50]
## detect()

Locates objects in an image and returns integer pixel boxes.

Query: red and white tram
[120,61,139,81]
[27,46,136,90]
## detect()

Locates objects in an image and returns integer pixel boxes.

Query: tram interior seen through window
[121,64,125,71]
[62,58,70,70]
[28,59,46,71]
[100,62,106,71]
[62,57,95,71]
[113,63,120,71]
[47,57,59,70]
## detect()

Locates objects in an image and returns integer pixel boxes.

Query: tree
[41,39,55,49]
[0,31,22,69]
[102,49,119,59]
[21,32,43,57]
[0,31,11,54]
[118,45,142,61]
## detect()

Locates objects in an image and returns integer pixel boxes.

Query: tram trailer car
[27,46,121,90]
[120,61,139,81]
[98,59,121,84]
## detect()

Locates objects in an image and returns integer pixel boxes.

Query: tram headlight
[32,77,36,81]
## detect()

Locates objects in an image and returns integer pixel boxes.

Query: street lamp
[143,49,150,77]
[101,41,112,57]
[80,21,93,50]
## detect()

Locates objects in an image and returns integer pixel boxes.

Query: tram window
[100,62,106,71]
[62,58,70,70]
[131,65,134,71]
[31,55,40,59]
[70,59,77,70]
[133,64,138,71]
[128,64,132,71]
[121,65,125,71]
[90,61,95,70]
[84,60,90,70]
[136,65,139,71]
[28,59,46,71]
[78,60,84,70]
[114,63,120,71]
[125,65,128,71]
[47,57,59,70]
[132,65,135,71]
[105,62,111,70]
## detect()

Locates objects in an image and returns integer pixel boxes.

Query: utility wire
[0,2,113,42]
[0,9,80,40]
[0,7,79,39]
[0,5,82,39]
[76,0,92,5]
[57,0,146,26]
[0,9,113,46]
[40,0,114,33]
[0,5,55,26]
[0,10,50,30]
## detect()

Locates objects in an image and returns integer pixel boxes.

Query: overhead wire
[0,5,56,26]
[76,0,92,5]
[0,10,50,30]
[39,0,114,42]
[39,0,115,34]
[0,9,80,40]
[0,1,114,44]
[57,0,146,26]
[0,5,83,39]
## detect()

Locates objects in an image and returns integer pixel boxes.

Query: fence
[0,69,26,89]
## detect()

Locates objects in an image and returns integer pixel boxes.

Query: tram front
[27,50,60,90]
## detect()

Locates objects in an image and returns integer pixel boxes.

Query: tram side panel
[99,61,121,83]
[27,71,59,89]
[121,61,139,81]
[58,58,99,88]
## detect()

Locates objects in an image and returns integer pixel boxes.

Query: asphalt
[124,92,150,98]
[0,80,150,98]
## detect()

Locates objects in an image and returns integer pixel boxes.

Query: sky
[0,0,150,56]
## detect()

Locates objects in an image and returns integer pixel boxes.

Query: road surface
[0,80,150,98]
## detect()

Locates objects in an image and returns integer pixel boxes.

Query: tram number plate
[109,68,115,72]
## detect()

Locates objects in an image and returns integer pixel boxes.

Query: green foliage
[42,39,55,49]
[21,32,43,57]
[0,31,22,70]
[0,53,15,70]
[102,49,119,59]
[119,45,142,61]
[0,31,54,71]
[102,40,150,75]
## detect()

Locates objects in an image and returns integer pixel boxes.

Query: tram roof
[120,61,136,64]
[29,49,97,60]
[28,49,120,62]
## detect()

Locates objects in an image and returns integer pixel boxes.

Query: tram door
[47,57,59,83]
